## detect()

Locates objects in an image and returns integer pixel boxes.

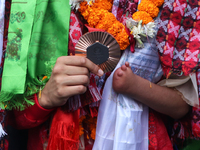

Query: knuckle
[91,65,99,73]
[54,76,62,85]
[77,85,87,94]
[82,68,89,75]
[56,56,64,63]
[82,75,89,84]
[56,88,64,97]
[52,65,63,74]
[80,57,86,65]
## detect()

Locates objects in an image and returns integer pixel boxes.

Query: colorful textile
[10,94,53,150]
[93,0,173,150]
[1,0,71,110]
[156,0,200,77]
[112,0,138,22]
[68,11,83,56]
[148,110,174,150]
[2,0,37,94]
[93,44,163,149]
[156,0,200,143]
[3,0,200,149]
[94,0,165,145]
[46,108,80,150]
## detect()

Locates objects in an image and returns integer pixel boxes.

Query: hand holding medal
[75,31,121,73]
[73,0,130,73]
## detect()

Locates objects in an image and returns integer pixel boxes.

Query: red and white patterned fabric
[68,11,83,56]
[156,0,200,143]
[156,0,200,76]
[112,0,138,22]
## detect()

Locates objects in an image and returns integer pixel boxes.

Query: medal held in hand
[75,31,121,73]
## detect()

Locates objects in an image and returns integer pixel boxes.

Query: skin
[112,62,190,120]
[39,56,189,120]
[39,56,104,109]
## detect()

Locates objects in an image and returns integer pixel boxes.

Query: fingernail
[98,69,104,76]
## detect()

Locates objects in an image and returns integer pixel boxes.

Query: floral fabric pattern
[156,0,200,144]
[156,0,200,77]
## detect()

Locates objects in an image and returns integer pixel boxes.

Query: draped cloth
[93,38,163,149]
[1,0,70,110]
[156,0,200,142]
[93,0,167,149]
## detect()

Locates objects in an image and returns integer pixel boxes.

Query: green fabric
[1,0,71,110]
[2,0,37,94]
[178,139,200,150]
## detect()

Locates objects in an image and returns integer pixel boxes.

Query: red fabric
[12,94,54,130]
[156,0,200,77]
[8,2,175,150]
[25,94,54,121]
[11,96,173,150]
[10,94,54,150]
[156,0,200,143]
[68,11,83,56]
[85,24,105,32]
[46,108,80,150]
[149,110,173,150]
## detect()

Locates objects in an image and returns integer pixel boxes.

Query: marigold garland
[138,0,159,18]
[79,115,97,140]
[87,9,107,27]
[79,0,130,50]
[132,0,164,24]
[149,0,164,7]
[95,12,116,30]
[132,11,153,25]
[86,116,97,140]
[79,115,86,136]
[92,0,113,11]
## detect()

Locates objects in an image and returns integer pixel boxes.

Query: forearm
[125,74,190,119]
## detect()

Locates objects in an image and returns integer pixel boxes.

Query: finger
[60,85,88,98]
[79,57,104,76]
[62,66,89,76]
[61,75,90,86]
[58,56,104,76]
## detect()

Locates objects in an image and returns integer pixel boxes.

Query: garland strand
[79,0,130,50]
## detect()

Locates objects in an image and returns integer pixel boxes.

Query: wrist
[24,94,55,121]
[38,90,54,109]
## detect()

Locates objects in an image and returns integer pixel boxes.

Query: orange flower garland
[79,0,130,50]
[132,11,154,25]
[87,116,97,140]
[87,9,108,27]
[79,115,97,140]
[92,0,113,11]
[132,0,164,24]
[138,0,159,18]
[95,12,116,30]
[79,115,86,136]
[149,0,164,7]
